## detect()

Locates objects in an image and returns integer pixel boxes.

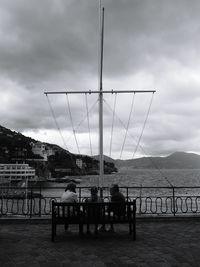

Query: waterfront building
[31,142,55,161]
[0,163,36,183]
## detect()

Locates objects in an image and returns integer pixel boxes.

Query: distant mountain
[115,152,200,169]
[1,124,199,172]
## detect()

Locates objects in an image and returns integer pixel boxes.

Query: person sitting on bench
[98,184,125,233]
[107,184,125,233]
[86,186,102,203]
[85,186,103,234]
[60,182,78,203]
[60,182,78,231]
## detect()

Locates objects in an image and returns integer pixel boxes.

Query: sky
[1,0,200,159]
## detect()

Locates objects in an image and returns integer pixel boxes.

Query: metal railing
[1,185,200,218]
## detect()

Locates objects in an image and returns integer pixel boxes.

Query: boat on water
[30,177,82,188]
[46,177,81,184]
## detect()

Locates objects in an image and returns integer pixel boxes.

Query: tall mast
[99,6,104,188]
[44,3,156,191]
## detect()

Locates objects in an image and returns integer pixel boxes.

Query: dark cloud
[0,0,200,158]
[0,0,99,85]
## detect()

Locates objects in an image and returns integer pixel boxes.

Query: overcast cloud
[1,0,200,159]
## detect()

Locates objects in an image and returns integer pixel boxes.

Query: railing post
[39,184,41,217]
[172,186,176,216]
[126,187,128,201]
[139,184,142,214]
[79,187,81,202]
[30,186,33,218]
[100,187,103,199]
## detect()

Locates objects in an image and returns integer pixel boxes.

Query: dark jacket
[109,192,126,217]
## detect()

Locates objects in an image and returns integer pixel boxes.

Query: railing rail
[1,185,200,218]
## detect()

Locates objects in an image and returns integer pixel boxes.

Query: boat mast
[99,5,104,188]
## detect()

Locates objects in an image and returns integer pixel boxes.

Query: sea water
[41,168,200,198]
[3,168,200,216]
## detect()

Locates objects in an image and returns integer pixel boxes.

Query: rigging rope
[109,93,117,157]
[104,97,173,187]
[85,94,93,156]
[132,92,154,159]
[46,95,69,151]
[46,94,87,177]
[65,99,98,144]
[120,93,135,159]
[66,94,80,154]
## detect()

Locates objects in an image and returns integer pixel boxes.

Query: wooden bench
[51,200,136,241]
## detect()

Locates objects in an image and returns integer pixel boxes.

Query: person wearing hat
[60,182,78,203]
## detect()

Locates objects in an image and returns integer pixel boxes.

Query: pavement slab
[0,220,200,266]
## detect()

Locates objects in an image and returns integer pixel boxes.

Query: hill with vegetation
[0,125,117,178]
[1,124,198,176]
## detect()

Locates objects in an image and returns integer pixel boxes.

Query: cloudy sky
[1,0,200,159]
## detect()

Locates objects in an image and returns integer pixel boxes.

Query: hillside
[115,152,200,169]
[0,125,117,177]
[92,155,116,164]
[1,124,199,172]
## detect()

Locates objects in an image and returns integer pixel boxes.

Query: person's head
[110,184,119,195]
[90,186,98,197]
[65,182,76,193]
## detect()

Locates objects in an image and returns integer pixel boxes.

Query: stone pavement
[0,219,200,267]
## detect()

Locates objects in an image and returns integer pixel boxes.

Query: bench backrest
[52,201,136,223]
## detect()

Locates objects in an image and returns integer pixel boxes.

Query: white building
[31,142,55,161]
[0,163,36,183]
[76,159,83,169]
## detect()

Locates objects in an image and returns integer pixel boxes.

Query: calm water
[41,168,200,198]
[3,168,200,216]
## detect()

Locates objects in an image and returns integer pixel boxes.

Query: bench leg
[52,223,56,242]
[129,223,132,235]
[94,224,98,235]
[79,224,83,236]
[64,223,69,232]
[132,222,136,240]
[87,223,90,234]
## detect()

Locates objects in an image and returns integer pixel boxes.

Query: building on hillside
[76,158,83,169]
[0,163,36,183]
[30,142,55,161]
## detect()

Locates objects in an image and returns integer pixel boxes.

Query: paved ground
[0,219,200,267]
